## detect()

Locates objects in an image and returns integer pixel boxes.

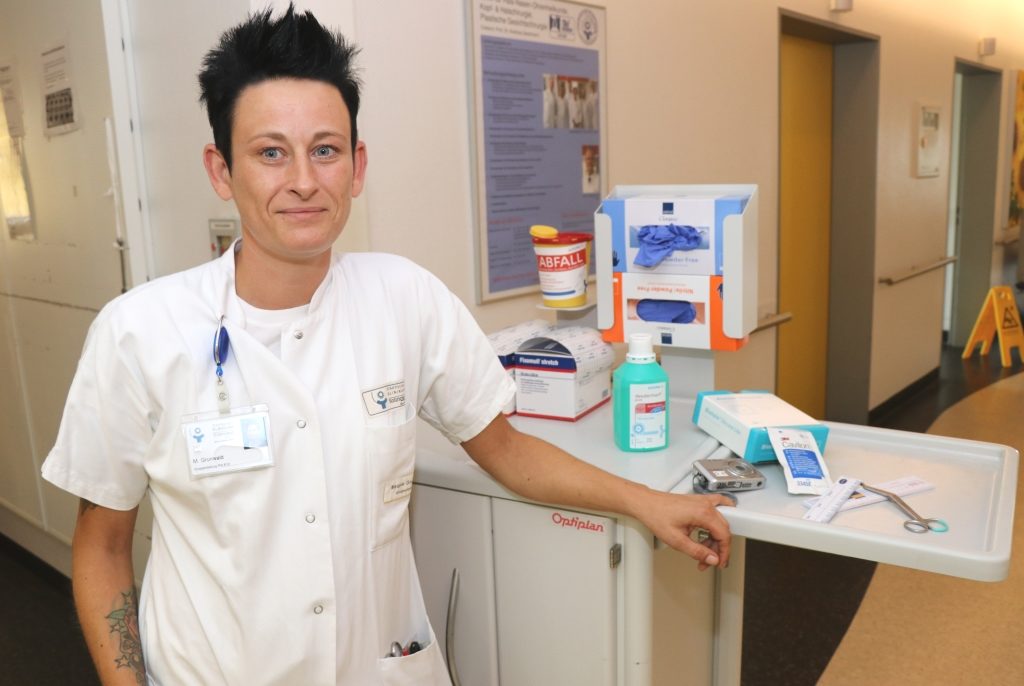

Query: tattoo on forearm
[106,588,146,683]
[78,499,99,515]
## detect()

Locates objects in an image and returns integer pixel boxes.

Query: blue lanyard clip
[213,316,230,379]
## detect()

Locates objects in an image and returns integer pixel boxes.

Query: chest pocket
[367,415,417,550]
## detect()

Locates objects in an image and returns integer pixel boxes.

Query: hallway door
[778,34,833,418]
[947,63,1001,347]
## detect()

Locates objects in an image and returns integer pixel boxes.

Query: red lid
[531,232,593,245]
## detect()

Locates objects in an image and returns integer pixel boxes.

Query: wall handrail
[878,256,957,286]
[0,291,101,314]
[994,236,1020,247]
[753,311,793,333]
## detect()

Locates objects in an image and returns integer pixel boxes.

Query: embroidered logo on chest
[361,380,406,416]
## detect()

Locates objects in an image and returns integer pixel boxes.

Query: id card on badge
[181,404,274,478]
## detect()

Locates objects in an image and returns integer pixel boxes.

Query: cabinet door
[651,544,716,686]
[492,499,617,686]
[410,484,500,685]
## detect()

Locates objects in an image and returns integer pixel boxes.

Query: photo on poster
[581,144,599,195]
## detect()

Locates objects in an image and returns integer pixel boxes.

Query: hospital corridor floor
[0,345,1020,686]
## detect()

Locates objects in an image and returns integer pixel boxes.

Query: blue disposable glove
[633,224,702,268]
[636,299,697,324]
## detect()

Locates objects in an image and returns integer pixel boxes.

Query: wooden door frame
[779,11,880,424]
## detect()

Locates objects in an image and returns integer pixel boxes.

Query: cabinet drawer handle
[446,568,462,686]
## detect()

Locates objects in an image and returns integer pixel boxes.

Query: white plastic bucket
[532,231,592,307]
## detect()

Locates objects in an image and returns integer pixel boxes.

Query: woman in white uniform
[542,74,557,128]
[43,6,733,685]
[555,78,571,129]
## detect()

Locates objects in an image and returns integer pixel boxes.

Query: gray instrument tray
[675,422,1018,582]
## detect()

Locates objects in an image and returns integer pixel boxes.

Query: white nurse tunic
[42,247,515,685]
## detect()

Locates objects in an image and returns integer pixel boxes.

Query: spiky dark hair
[198,3,361,169]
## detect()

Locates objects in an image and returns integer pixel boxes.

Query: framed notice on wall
[469,0,607,302]
[915,102,941,178]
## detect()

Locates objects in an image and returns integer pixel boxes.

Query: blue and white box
[692,390,829,464]
[595,185,758,351]
[602,192,750,276]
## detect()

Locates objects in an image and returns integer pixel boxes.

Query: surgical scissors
[860,483,948,533]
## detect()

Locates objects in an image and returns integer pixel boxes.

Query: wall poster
[469,0,607,302]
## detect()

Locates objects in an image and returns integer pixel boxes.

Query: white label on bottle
[628,382,667,449]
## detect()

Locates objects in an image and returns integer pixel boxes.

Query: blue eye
[261,148,282,160]
[313,145,336,158]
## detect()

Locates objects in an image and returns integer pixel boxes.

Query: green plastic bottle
[613,333,669,452]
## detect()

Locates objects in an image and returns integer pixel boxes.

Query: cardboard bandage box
[514,327,613,421]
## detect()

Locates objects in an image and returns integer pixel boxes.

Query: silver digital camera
[693,458,766,492]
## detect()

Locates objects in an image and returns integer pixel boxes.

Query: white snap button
[294,330,304,340]
[305,514,315,523]
[313,604,324,615]
[296,419,307,428]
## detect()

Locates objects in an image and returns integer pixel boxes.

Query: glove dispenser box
[596,185,758,351]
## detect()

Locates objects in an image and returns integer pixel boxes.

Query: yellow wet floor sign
[962,286,1024,367]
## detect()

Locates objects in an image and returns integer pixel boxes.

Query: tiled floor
[1,346,1019,686]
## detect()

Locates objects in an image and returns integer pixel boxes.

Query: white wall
[123,0,249,275]
[0,4,122,309]
[0,0,122,568]
[354,0,1024,404]
[4,0,1024,570]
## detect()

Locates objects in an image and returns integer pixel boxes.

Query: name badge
[181,404,274,478]
[383,473,413,504]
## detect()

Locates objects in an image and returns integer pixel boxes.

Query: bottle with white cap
[612,333,669,452]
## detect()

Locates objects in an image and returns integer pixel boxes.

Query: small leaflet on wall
[915,103,941,178]
[470,0,606,301]
[40,40,79,136]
